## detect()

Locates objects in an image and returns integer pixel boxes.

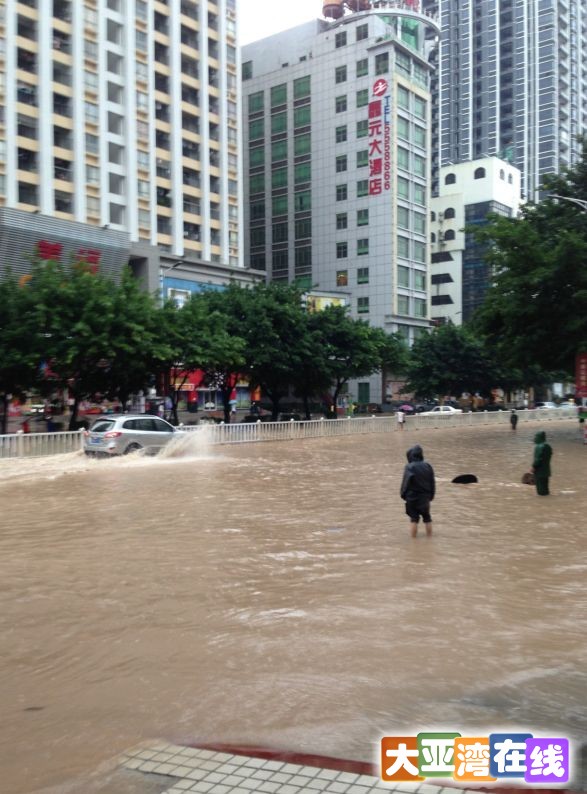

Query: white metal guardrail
[0,408,578,458]
[0,429,85,459]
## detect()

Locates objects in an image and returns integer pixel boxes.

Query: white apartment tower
[0,0,243,289]
[242,2,439,403]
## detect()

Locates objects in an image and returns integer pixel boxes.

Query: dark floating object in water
[23,706,45,712]
[452,474,478,484]
[522,471,536,486]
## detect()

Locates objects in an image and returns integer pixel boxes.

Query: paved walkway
[119,742,581,794]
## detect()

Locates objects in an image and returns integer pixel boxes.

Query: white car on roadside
[419,405,463,416]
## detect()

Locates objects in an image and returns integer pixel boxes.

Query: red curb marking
[182,743,583,794]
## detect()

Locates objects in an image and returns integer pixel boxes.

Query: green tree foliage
[0,274,38,433]
[473,141,587,374]
[405,323,499,399]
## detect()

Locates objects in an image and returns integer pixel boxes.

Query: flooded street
[0,421,585,793]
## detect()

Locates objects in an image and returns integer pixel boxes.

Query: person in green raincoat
[532,430,553,495]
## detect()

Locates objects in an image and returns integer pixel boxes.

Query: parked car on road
[419,405,463,416]
[84,415,183,456]
[534,401,560,410]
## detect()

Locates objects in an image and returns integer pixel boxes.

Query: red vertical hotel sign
[368,79,392,195]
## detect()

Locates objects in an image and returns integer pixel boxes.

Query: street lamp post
[550,194,587,211]
[159,260,183,303]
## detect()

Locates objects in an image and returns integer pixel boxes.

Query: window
[414,241,426,263]
[396,50,410,75]
[294,105,311,128]
[356,120,368,138]
[86,165,100,185]
[251,226,266,247]
[357,150,368,168]
[336,213,348,230]
[295,218,311,239]
[356,89,368,108]
[499,169,505,180]
[272,140,287,162]
[414,96,426,119]
[444,207,456,219]
[357,180,368,197]
[398,176,409,199]
[271,112,287,134]
[336,155,347,173]
[336,184,348,201]
[357,296,369,314]
[337,242,348,259]
[414,213,426,234]
[414,298,427,318]
[414,271,426,291]
[272,250,287,270]
[55,190,72,213]
[357,238,369,256]
[414,125,426,147]
[397,236,409,258]
[336,270,348,287]
[397,206,410,229]
[357,267,369,284]
[294,75,311,99]
[356,23,368,41]
[414,184,425,205]
[249,119,264,140]
[358,382,370,403]
[294,247,311,270]
[474,167,486,179]
[356,58,368,77]
[272,167,287,189]
[249,172,265,194]
[397,117,409,140]
[17,181,37,205]
[242,60,253,80]
[414,155,426,177]
[397,265,410,288]
[294,190,311,212]
[357,208,369,227]
[335,65,347,84]
[272,194,288,216]
[294,162,311,183]
[272,222,287,242]
[375,52,389,75]
[248,91,264,113]
[250,199,265,220]
[250,146,264,167]
[335,95,347,113]
[397,147,409,170]
[443,229,456,241]
[445,172,456,185]
[397,295,410,315]
[335,31,347,48]
[271,83,287,107]
[336,125,347,143]
[294,133,311,156]
[397,85,409,109]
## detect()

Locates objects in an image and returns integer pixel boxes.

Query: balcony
[54,158,72,180]
[17,49,37,74]
[17,83,37,106]
[53,94,72,117]
[18,148,37,171]
[53,29,71,53]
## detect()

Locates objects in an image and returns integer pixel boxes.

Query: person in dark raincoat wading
[400,445,436,538]
[532,431,553,496]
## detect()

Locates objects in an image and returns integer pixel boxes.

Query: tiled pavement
[119,742,480,794]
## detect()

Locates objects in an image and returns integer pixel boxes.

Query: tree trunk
[221,387,231,424]
[68,394,80,431]
[1,394,8,435]
[170,389,179,425]
[270,394,281,421]
[303,394,311,420]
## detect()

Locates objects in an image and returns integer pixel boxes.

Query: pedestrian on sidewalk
[400,444,435,538]
[510,409,518,431]
[532,430,553,496]
[397,410,405,431]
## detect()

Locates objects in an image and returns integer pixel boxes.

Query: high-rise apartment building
[423,0,587,201]
[242,3,439,402]
[0,0,245,292]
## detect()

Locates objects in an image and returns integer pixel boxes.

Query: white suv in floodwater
[84,414,184,456]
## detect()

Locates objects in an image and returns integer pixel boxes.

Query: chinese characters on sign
[368,80,391,196]
[381,734,570,784]
[575,353,587,399]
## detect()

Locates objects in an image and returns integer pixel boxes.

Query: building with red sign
[242,2,440,403]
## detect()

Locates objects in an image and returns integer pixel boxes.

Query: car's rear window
[91,421,116,433]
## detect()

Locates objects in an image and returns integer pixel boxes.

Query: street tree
[405,323,499,400]
[473,142,587,374]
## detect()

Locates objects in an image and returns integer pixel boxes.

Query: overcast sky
[238,0,322,46]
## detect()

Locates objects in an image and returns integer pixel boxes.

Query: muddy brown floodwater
[0,420,585,793]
